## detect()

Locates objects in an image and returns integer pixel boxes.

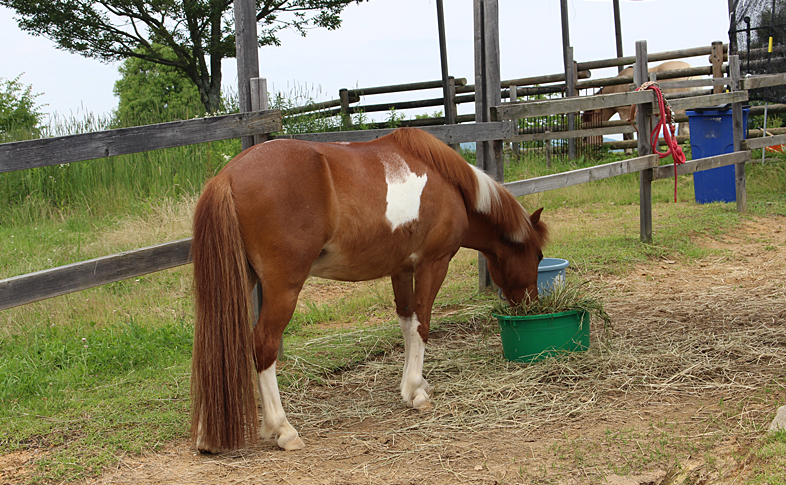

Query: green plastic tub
[494,310,590,363]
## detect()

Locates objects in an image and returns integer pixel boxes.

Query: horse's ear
[530,207,543,225]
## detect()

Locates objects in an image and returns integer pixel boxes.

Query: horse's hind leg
[251,275,307,451]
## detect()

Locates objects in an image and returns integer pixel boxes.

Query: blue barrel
[686,107,749,204]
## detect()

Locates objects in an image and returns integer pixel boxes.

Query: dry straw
[277,271,785,443]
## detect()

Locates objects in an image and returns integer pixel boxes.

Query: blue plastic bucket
[537,258,569,295]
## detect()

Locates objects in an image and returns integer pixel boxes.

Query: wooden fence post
[447,76,460,151]
[234,0,260,152]
[448,76,458,125]
[249,77,285,360]
[339,88,352,129]
[509,84,520,162]
[634,40,654,244]
[545,134,552,168]
[474,0,502,293]
[566,47,577,160]
[729,55,747,213]
[711,41,725,95]
[250,78,270,145]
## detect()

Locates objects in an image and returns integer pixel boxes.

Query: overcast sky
[0,0,731,122]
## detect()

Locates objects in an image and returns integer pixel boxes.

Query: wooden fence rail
[0,240,193,311]
[503,154,659,196]
[0,109,282,174]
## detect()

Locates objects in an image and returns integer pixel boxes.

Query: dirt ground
[5,214,785,485]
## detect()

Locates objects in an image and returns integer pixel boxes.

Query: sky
[0,0,732,123]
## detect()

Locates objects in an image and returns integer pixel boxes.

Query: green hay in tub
[492,278,611,328]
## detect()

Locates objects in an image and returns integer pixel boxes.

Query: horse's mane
[386,128,543,246]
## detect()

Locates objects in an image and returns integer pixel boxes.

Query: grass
[1,120,786,481]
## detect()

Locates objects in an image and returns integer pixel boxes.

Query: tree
[113,45,205,124]
[2,0,367,114]
[0,74,44,142]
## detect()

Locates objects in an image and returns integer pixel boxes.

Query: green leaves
[1,0,368,113]
[0,74,44,142]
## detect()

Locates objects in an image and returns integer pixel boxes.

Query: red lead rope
[633,81,687,202]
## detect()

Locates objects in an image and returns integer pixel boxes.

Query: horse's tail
[190,175,258,452]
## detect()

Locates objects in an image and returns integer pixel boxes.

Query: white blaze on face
[382,154,427,231]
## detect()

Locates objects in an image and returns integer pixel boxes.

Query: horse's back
[217,136,468,283]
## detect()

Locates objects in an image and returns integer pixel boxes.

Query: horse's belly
[308,243,412,282]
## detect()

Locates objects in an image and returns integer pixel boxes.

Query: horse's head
[485,208,548,305]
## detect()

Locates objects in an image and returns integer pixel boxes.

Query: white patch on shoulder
[471,165,501,214]
[381,154,427,231]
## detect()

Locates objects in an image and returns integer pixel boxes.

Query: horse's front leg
[392,271,429,409]
[392,257,451,410]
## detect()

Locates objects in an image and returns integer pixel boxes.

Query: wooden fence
[3,44,786,311]
[0,119,510,310]
[283,43,731,129]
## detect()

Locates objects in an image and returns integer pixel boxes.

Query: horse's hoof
[412,390,432,410]
[278,435,305,451]
[196,443,222,454]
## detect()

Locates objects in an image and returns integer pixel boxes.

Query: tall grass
[0,101,241,225]
[0,84,384,226]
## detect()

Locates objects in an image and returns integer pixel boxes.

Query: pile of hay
[279,269,786,440]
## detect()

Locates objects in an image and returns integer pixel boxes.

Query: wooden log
[500,70,590,88]
[576,66,714,90]
[346,96,457,113]
[283,98,343,115]
[346,78,467,98]
[0,239,193,311]
[711,41,725,95]
[0,110,283,174]
[576,44,724,71]
[503,154,659,197]
[651,151,750,180]
[491,90,655,120]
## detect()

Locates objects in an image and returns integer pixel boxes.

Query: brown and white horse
[582,61,697,139]
[190,127,548,453]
